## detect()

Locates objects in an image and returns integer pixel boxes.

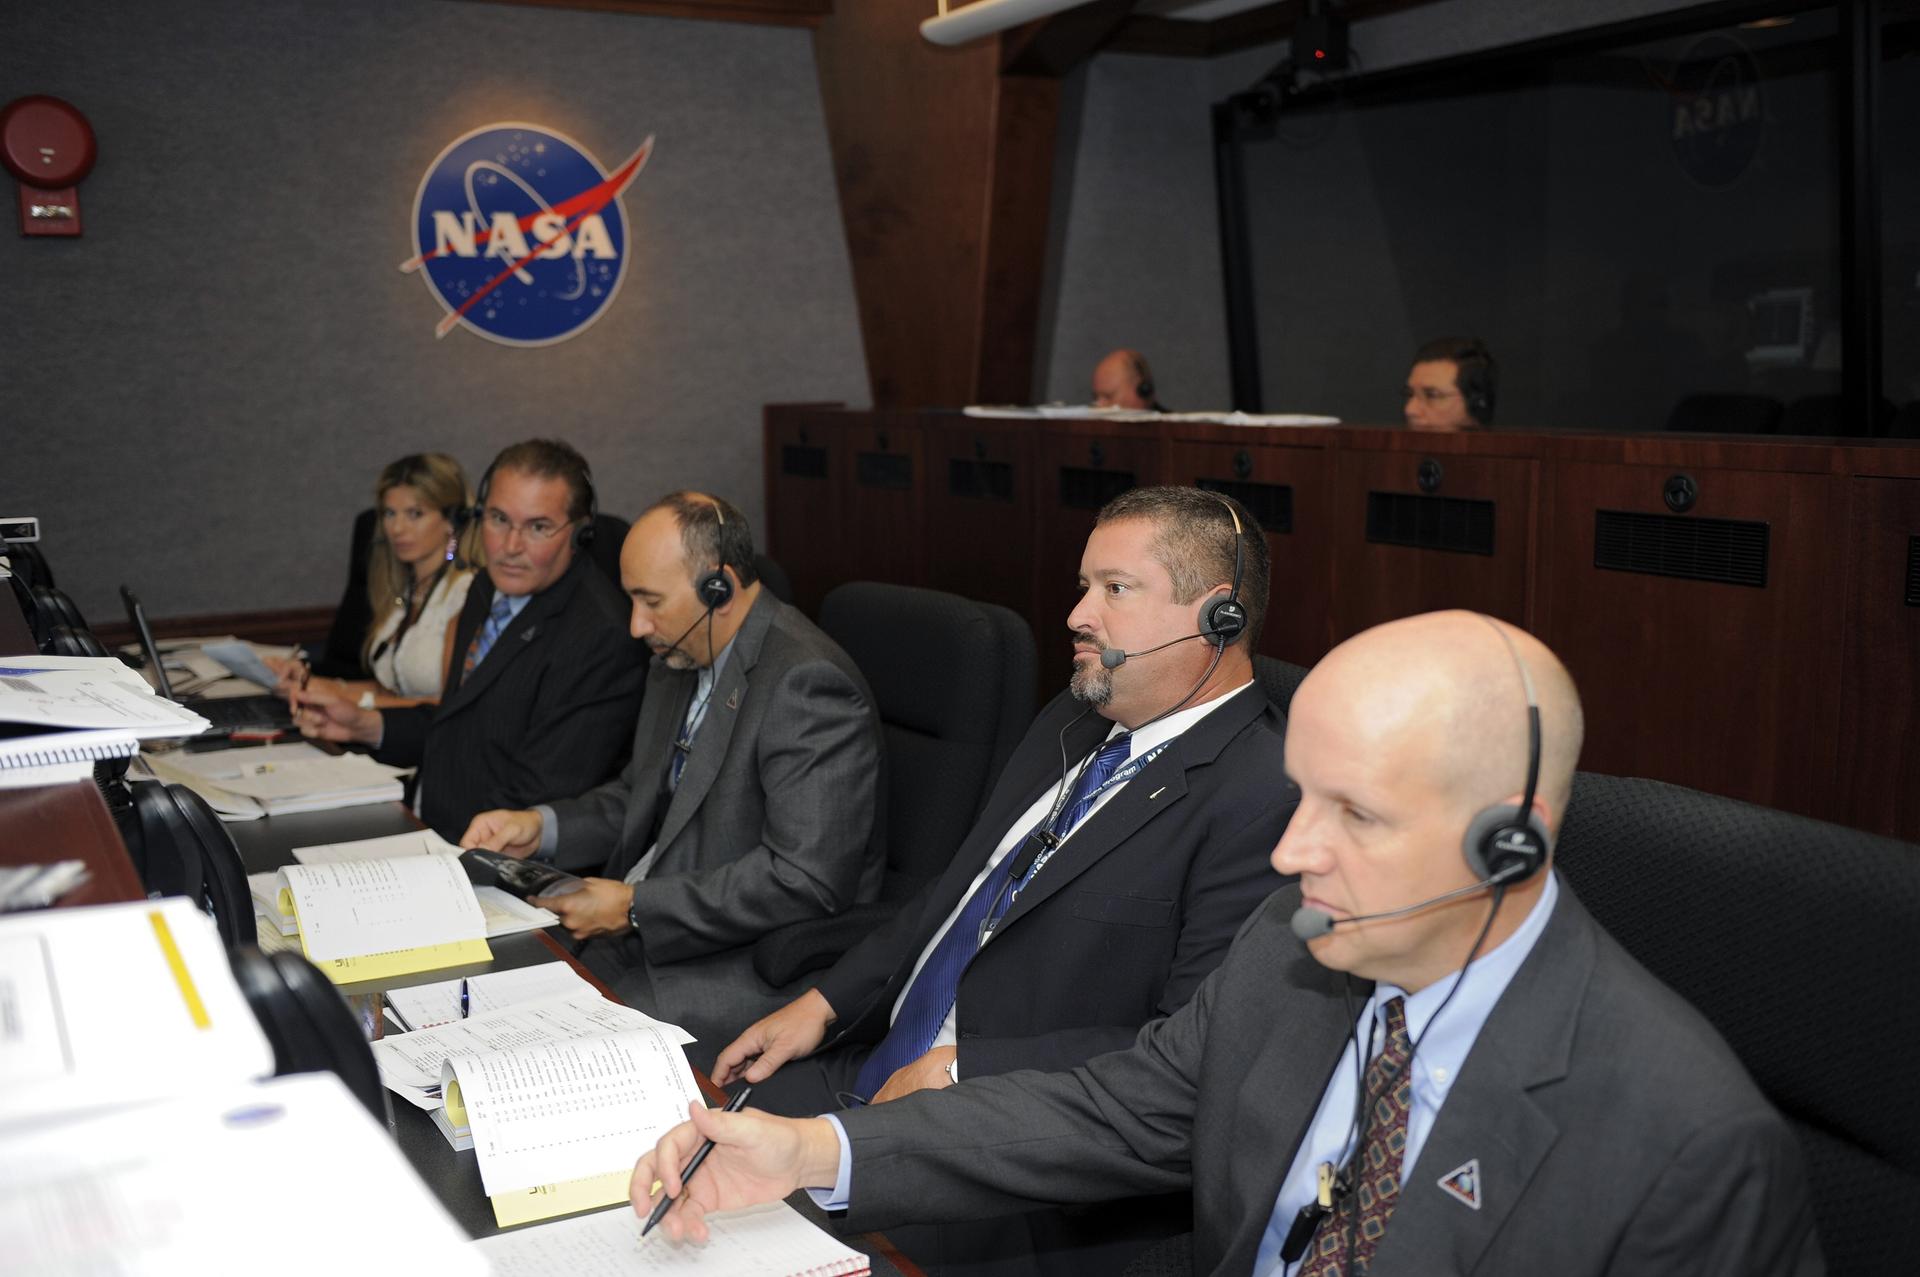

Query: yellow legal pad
[284,887,492,983]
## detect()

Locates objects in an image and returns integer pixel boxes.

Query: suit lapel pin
[521,626,538,642]
[1148,786,1167,800]
[725,688,740,711]
[1436,1158,1482,1211]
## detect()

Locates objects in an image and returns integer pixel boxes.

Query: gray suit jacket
[837,878,1824,1277]
[549,591,885,1038]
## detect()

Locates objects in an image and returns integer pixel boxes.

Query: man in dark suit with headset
[1404,337,1496,431]
[293,439,645,841]
[460,491,885,1048]
[634,611,1822,1277]
[704,486,1296,1273]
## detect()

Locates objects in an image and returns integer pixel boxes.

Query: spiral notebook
[472,1201,869,1276]
[0,727,138,787]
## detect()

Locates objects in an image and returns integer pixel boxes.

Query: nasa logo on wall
[400,123,653,345]
[1668,35,1764,189]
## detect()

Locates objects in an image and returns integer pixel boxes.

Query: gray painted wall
[1039,0,1706,412]
[1,0,867,621]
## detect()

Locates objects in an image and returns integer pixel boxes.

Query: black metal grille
[1198,478,1293,533]
[855,451,913,490]
[1593,510,1769,588]
[781,445,827,479]
[1365,492,1495,555]
[948,458,1014,502]
[1060,467,1135,510]
[1906,536,1919,607]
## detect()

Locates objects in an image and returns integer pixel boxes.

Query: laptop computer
[119,585,296,736]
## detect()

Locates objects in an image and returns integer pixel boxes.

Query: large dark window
[1216,4,1909,437]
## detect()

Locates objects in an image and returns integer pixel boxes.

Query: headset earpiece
[1461,801,1548,884]
[697,567,734,610]
[1200,592,1247,647]
[572,465,599,550]
[1462,616,1548,886]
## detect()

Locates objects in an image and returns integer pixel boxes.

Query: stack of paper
[1,1073,484,1277]
[281,853,492,983]
[384,960,596,1032]
[143,740,406,818]
[0,655,209,787]
[278,829,560,939]
[474,1202,869,1277]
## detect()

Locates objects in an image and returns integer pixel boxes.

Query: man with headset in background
[634,611,1822,1277]
[460,491,885,1049]
[705,486,1295,1274]
[293,438,644,843]
[1092,347,1166,411]
[1403,337,1496,431]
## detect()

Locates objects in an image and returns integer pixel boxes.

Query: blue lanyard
[978,738,1174,948]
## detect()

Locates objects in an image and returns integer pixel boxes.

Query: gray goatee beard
[1070,660,1113,706]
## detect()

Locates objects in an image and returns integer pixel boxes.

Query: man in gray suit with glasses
[631,611,1822,1277]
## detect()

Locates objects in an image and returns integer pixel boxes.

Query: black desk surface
[232,802,920,1273]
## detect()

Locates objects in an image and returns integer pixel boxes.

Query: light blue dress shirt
[1253,871,1559,1275]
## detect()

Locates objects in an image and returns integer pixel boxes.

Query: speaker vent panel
[1198,478,1293,533]
[855,451,913,490]
[1365,492,1495,556]
[1059,467,1135,510]
[1593,510,1769,588]
[948,459,1014,502]
[781,445,828,480]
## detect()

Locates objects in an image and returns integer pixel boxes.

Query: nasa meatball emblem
[401,123,652,345]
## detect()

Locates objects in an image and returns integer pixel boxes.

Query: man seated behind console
[460,492,885,1047]
[706,487,1296,1272]
[636,610,1822,1277]
[293,439,645,842]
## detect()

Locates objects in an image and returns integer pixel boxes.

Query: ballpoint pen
[641,1085,753,1238]
[458,978,471,1020]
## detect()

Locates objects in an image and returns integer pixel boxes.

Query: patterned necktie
[461,593,515,678]
[855,731,1134,1100]
[1300,996,1413,1277]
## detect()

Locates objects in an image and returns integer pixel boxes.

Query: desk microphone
[1099,632,1207,669]
[1289,862,1528,941]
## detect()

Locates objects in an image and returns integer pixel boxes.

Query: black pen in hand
[642,1085,754,1238]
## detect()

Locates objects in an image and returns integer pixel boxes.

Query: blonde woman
[281,454,483,706]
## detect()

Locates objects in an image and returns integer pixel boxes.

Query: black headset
[694,496,734,610]
[471,452,599,550]
[1461,616,1550,885]
[1133,355,1156,406]
[1198,494,1249,649]
[1446,338,1496,425]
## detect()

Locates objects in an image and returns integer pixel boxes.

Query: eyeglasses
[482,509,576,543]
[1403,387,1462,403]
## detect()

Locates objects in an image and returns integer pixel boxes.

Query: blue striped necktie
[855,731,1134,1100]
[462,593,515,676]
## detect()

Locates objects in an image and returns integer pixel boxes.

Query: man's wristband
[626,895,641,935]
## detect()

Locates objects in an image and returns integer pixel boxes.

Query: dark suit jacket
[551,591,885,1040]
[375,555,645,841]
[838,880,1825,1277]
[813,682,1293,1080]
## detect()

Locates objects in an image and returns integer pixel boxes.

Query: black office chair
[122,781,258,949]
[1252,654,1312,717]
[1664,393,1782,434]
[231,945,386,1121]
[753,552,794,605]
[29,585,91,652]
[47,625,109,658]
[753,582,1037,986]
[5,540,54,590]
[1553,772,1920,1277]
[585,511,631,583]
[315,507,377,679]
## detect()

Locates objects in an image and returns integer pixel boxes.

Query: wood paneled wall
[765,404,1920,842]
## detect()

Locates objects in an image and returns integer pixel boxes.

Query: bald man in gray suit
[463,492,883,1049]
[631,612,1822,1277]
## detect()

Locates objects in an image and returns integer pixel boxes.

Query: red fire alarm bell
[1,95,97,237]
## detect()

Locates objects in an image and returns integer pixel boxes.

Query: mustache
[1069,630,1107,653]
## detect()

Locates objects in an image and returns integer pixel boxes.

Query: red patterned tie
[1300,995,1412,1277]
